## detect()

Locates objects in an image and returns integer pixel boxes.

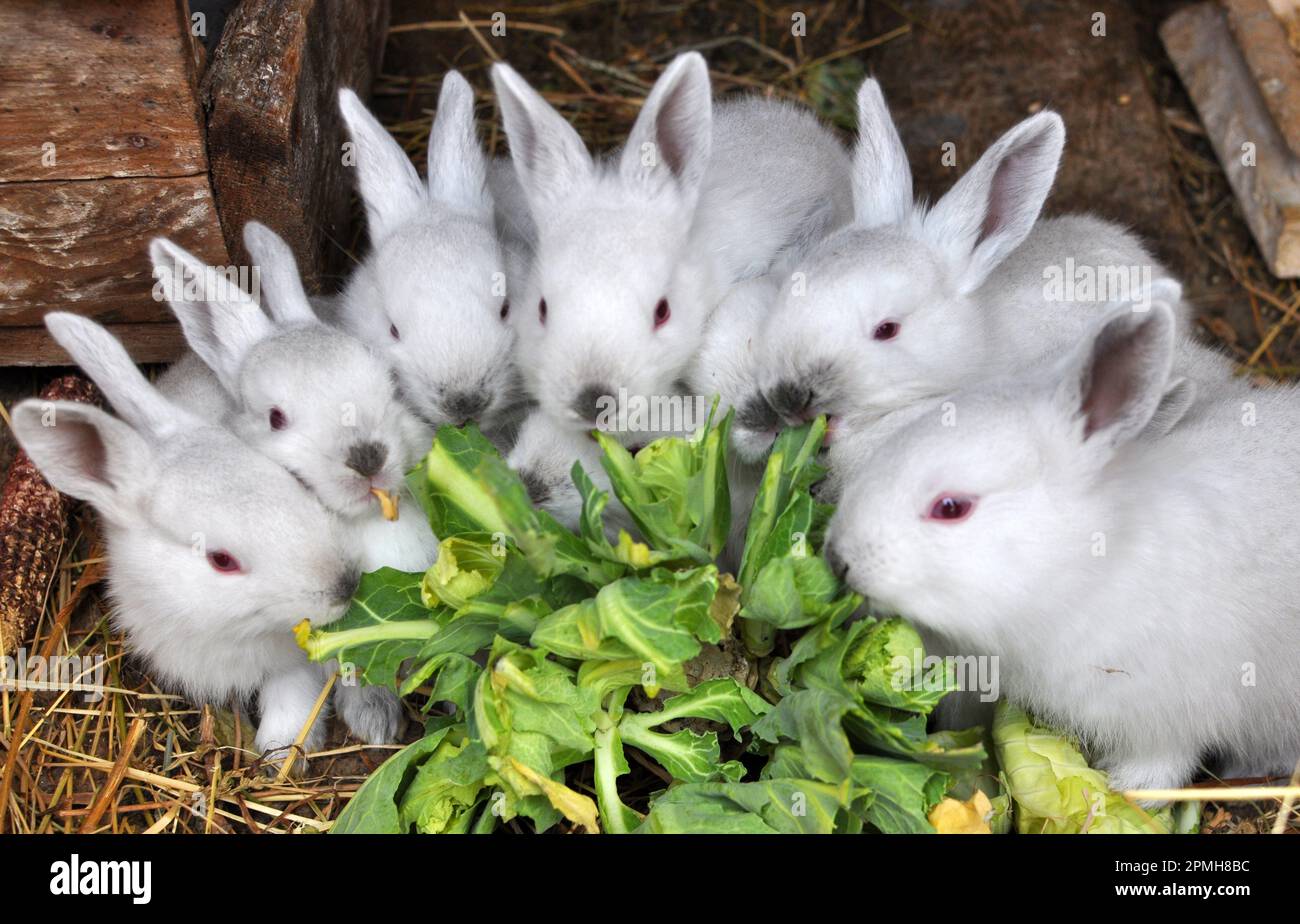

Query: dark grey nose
[825,541,849,583]
[443,390,490,424]
[518,468,551,506]
[345,441,388,478]
[332,566,362,605]
[572,383,613,423]
[767,380,814,421]
[736,393,780,433]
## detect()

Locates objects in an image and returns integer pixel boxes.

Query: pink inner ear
[976,132,1055,248]
[1081,333,1141,439]
[66,417,113,487]
[653,80,701,182]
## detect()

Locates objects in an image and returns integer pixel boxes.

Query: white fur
[827,302,1300,791]
[491,53,852,433]
[152,227,437,575]
[13,314,375,761]
[684,274,786,566]
[758,78,1184,445]
[505,410,634,537]
[335,75,524,433]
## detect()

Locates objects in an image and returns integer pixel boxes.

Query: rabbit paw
[254,666,330,772]
[335,683,405,745]
[1099,751,1200,806]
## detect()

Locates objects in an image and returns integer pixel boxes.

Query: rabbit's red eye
[926,494,975,522]
[654,298,670,329]
[538,298,547,325]
[500,300,510,320]
[873,320,900,341]
[206,550,242,573]
[269,407,287,431]
[389,324,400,341]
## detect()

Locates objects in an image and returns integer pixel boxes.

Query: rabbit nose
[444,390,490,424]
[572,383,612,423]
[332,566,362,605]
[736,393,780,433]
[345,441,388,478]
[518,468,551,505]
[767,380,815,423]
[825,542,850,583]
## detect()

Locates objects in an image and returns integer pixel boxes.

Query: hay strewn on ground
[2,1,1297,834]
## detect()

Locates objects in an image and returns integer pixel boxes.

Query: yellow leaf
[292,618,312,651]
[508,758,601,834]
[370,487,400,521]
[709,572,742,634]
[929,790,993,834]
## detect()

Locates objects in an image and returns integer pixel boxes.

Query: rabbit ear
[242,222,317,325]
[427,71,492,217]
[1053,302,1176,459]
[851,79,912,228]
[491,62,593,209]
[11,399,155,526]
[923,110,1065,294]
[150,237,275,394]
[618,53,712,204]
[338,88,427,243]
[43,312,186,439]
[1143,376,1197,438]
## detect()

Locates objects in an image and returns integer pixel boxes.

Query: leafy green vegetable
[993,701,1171,834]
[301,412,1029,835]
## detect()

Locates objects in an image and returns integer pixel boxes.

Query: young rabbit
[759,78,1182,435]
[490,52,852,433]
[335,72,525,435]
[825,301,1300,792]
[684,274,785,566]
[506,409,633,537]
[153,224,437,574]
[11,313,393,759]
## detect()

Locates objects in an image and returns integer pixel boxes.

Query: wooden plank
[0,324,187,366]
[200,0,389,293]
[0,174,228,328]
[1163,3,1300,278]
[1226,0,1300,159]
[0,0,208,183]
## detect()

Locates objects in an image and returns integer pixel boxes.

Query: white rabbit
[490,52,852,433]
[825,301,1300,793]
[759,78,1183,436]
[12,313,390,760]
[506,409,632,537]
[815,276,1226,505]
[334,73,525,436]
[153,224,437,576]
[683,274,786,566]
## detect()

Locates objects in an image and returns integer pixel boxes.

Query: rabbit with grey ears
[760,78,1180,437]
[153,224,436,575]
[490,52,852,434]
[335,72,525,436]
[825,301,1300,793]
[11,313,392,760]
